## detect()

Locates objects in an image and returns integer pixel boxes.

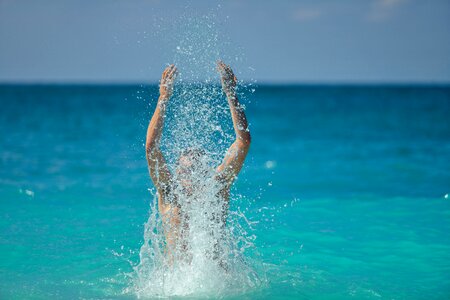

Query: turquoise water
[1,84,449,299]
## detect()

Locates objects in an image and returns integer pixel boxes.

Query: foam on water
[129,13,262,298]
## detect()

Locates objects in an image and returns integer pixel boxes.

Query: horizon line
[1,80,450,87]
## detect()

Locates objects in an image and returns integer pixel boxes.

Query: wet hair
[177,148,209,185]
[179,148,206,166]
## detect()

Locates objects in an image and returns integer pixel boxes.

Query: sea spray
[130,13,261,298]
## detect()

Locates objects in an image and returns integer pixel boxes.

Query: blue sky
[0,0,449,83]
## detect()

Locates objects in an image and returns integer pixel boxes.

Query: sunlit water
[1,84,450,299]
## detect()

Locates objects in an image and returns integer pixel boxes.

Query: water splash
[129,12,262,298]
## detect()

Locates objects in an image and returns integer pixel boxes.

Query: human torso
[159,177,229,259]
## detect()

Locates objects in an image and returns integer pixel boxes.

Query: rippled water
[1,84,450,299]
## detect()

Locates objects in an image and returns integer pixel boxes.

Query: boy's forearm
[227,94,251,143]
[147,62,175,151]
[146,98,168,150]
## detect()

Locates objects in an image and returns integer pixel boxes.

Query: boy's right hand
[159,64,177,100]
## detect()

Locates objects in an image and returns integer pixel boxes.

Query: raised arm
[216,61,251,186]
[146,65,177,212]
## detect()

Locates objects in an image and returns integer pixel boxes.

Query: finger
[219,60,227,69]
[217,61,224,72]
[224,64,232,73]
[218,62,231,74]
[227,68,235,79]
[171,69,178,81]
[168,66,177,78]
[218,63,227,75]
[162,66,175,83]
[164,64,174,75]
[167,65,175,75]
[162,66,170,79]
[169,65,177,76]
[222,63,230,74]
[166,72,176,84]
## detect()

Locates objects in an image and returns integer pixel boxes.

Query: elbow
[145,140,159,158]
[238,132,251,148]
[244,132,251,146]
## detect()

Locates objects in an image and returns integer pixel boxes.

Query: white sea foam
[129,13,261,298]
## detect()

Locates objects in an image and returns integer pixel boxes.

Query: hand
[159,64,177,100]
[217,61,237,97]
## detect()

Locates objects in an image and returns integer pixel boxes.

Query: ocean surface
[1,84,449,299]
